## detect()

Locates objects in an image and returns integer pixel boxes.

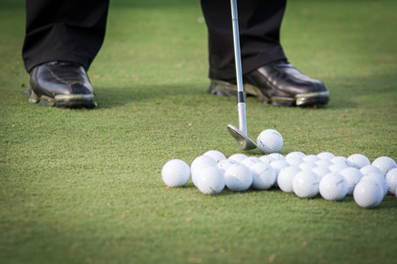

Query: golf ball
[278,165,302,193]
[161,159,191,187]
[286,151,306,159]
[190,155,217,186]
[317,152,336,160]
[312,166,331,178]
[224,163,253,192]
[353,178,383,208]
[217,159,238,174]
[292,170,320,198]
[250,162,276,190]
[339,167,363,195]
[195,166,225,195]
[347,154,371,169]
[228,153,248,163]
[204,150,226,163]
[257,129,283,154]
[319,173,348,201]
[386,168,397,195]
[372,156,397,176]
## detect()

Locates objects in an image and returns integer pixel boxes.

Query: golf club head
[227,124,257,150]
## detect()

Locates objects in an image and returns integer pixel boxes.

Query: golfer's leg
[201,0,287,80]
[23,0,109,72]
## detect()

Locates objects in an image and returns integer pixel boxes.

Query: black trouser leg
[22,0,109,72]
[201,0,287,80]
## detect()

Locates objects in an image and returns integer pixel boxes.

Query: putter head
[227,124,257,150]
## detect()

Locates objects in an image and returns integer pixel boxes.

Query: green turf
[1,0,397,263]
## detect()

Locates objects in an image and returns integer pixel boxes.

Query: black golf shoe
[25,61,97,109]
[208,60,329,107]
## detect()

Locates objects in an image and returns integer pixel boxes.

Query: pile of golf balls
[161,150,397,209]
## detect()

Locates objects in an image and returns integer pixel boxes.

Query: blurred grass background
[1,0,396,263]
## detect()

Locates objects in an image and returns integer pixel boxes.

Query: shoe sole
[208,80,329,107]
[26,87,97,109]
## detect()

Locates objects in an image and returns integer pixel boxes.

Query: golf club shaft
[230,0,247,135]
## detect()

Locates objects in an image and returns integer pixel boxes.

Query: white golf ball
[312,166,331,178]
[317,152,336,160]
[339,167,363,195]
[161,159,191,187]
[259,155,275,164]
[268,153,285,161]
[250,162,276,190]
[328,162,349,174]
[319,173,348,201]
[278,166,302,193]
[228,153,248,163]
[315,159,333,168]
[353,178,383,208]
[286,157,304,166]
[286,151,306,159]
[224,163,253,192]
[372,156,397,176]
[386,168,397,195]
[190,155,217,186]
[303,155,320,163]
[270,160,290,187]
[331,156,353,167]
[292,171,320,198]
[347,154,371,169]
[257,129,283,154]
[299,161,318,171]
[204,150,226,163]
[217,159,238,174]
[361,174,388,197]
[195,166,225,195]
[360,165,384,177]
[241,156,262,168]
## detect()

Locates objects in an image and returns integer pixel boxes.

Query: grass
[1,0,397,263]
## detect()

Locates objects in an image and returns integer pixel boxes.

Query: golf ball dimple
[372,156,397,176]
[347,154,371,169]
[195,166,225,195]
[353,178,383,208]
[257,129,283,154]
[161,159,191,187]
[250,162,276,190]
[319,173,348,201]
[204,150,226,163]
[224,163,253,192]
[292,171,320,198]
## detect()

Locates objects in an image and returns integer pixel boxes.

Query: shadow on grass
[91,73,396,110]
[94,83,206,109]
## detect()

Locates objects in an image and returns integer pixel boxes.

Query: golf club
[227,0,257,150]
